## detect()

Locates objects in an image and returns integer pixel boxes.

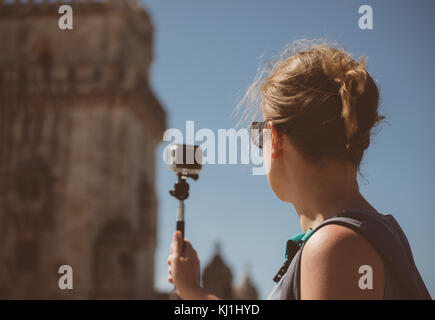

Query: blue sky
[141,0,435,298]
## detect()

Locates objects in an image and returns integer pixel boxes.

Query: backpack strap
[289,209,431,299]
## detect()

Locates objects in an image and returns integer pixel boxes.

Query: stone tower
[233,266,259,300]
[0,0,166,299]
[202,243,233,300]
[202,243,259,300]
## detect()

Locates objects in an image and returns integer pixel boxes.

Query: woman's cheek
[266,156,289,202]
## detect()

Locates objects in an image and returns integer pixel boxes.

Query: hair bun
[345,131,370,152]
[339,60,368,142]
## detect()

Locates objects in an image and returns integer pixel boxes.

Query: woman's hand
[168,231,203,299]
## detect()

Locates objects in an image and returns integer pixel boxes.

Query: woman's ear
[270,124,282,159]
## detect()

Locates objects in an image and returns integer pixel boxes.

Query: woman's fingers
[167,232,202,297]
[168,232,199,281]
[173,231,183,256]
[182,240,198,258]
[170,231,197,256]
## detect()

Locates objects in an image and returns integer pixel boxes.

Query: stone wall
[0,0,166,299]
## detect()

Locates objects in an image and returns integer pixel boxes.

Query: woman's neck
[290,168,376,233]
[295,193,374,233]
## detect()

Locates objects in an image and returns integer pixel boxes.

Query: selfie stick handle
[177,200,185,250]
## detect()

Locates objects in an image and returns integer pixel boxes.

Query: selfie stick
[177,200,185,239]
[169,173,198,245]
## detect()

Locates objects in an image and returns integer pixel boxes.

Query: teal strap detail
[301,228,314,242]
[289,232,305,243]
[285,228,314,259]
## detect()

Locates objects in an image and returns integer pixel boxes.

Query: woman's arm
[300,224,385,300]
[168,231,220,300]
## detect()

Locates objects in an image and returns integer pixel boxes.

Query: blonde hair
[235,39,384,167]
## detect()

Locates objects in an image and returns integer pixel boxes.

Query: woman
[167,41,431,300]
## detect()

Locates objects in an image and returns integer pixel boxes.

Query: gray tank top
[267,209,431,300]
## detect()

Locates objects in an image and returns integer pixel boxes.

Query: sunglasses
[250,121,289,149]
[249,121,270,149]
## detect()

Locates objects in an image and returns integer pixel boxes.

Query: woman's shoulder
[300,224,385,299]
[303,223,384,261]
